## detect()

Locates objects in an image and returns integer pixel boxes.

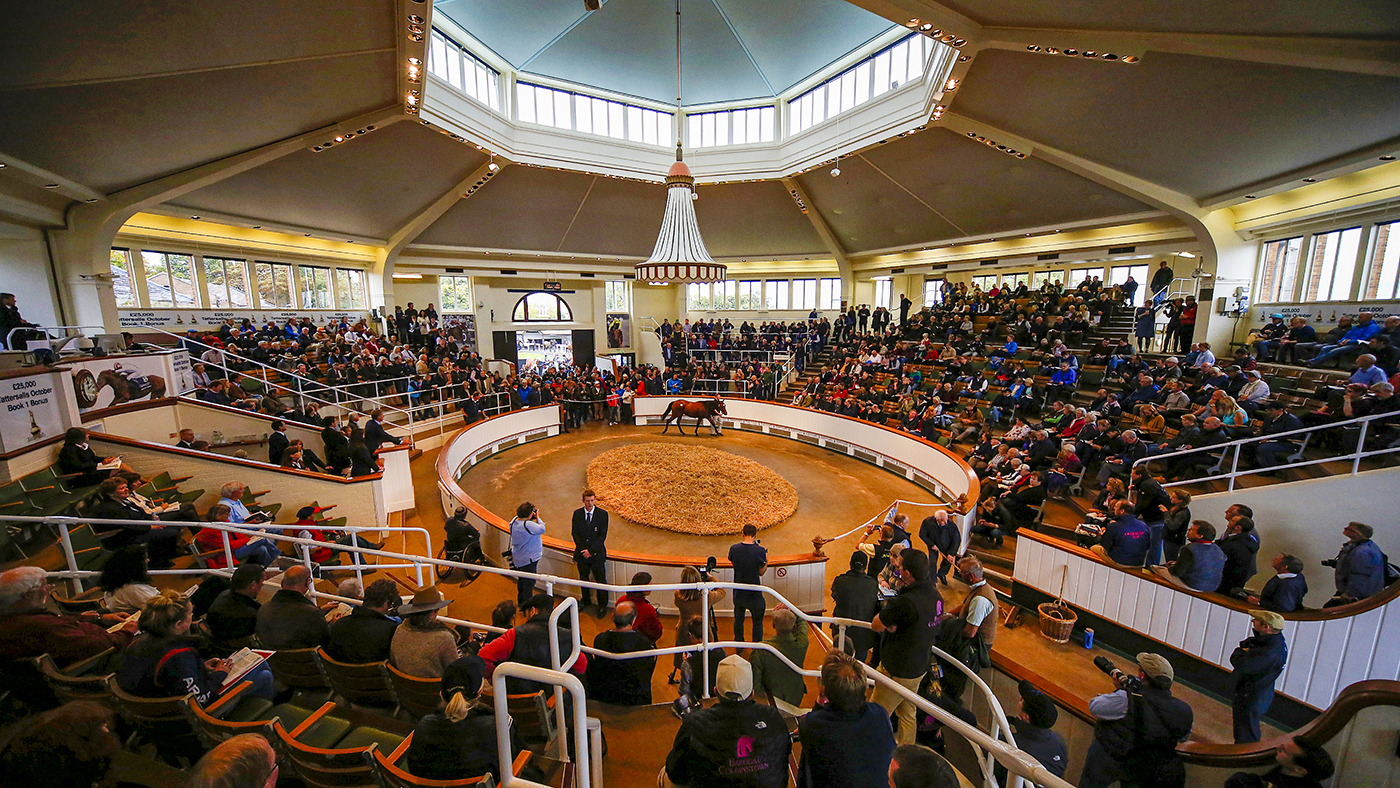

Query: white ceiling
[0,0,1395,265]
[433,0,896,105]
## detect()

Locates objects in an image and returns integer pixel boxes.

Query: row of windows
[517,82,674,147]
[428,28,947,150]
[686,106,777,149]
[428,31,501,112]
[686,278,842,312]
[1257,220,1400,304]
[788,34,940,136]
[110,250,367,311]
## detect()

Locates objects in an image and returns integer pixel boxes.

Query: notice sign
[0,371,64,454]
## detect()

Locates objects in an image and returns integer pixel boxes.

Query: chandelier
[636,0,725,285]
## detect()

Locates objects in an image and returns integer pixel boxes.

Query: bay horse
[661,398,727,436]
[97,368,166,404]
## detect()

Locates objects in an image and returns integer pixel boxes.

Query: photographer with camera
[508,501,547,605]
[1080,652,1193,788]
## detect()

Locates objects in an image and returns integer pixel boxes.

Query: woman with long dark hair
[98,545,159,614]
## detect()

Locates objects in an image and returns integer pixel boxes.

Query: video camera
[1093,655,1143,693]
[698,555,717,582]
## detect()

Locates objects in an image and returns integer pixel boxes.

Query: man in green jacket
[750,605,809,715]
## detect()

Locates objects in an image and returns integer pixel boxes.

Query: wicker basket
[1037,602,1078,644]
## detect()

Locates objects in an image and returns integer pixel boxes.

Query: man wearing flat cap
[1230,610,1288,743]
[1081,652,1193,788]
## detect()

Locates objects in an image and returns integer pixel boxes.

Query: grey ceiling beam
[978,29,1400,78]
[782,176,853,289]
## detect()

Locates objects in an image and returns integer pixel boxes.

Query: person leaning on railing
[1323,522,1387,607]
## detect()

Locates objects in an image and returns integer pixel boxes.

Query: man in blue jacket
[1325,522,1386,606]
[1091,501,1151,568]
[1230,610,1288,743]
[1246,554,1308,613]
[1307,311,1383,367]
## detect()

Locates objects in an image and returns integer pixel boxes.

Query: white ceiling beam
[782,176,853,288]
[840,1,982,38]
[0,192,65,227]
[370,159,507,310]
[979,29,1400,77]
[0,152,104,202]
[1200,135,1400,209]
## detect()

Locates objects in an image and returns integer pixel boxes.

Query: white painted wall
[1192,467,1400,608]
[0,220,61,328]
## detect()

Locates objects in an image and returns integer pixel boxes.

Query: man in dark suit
[322,417,350,473]
[572,489,609,617]
[326,578,400,663]
[85,477,183,568]
[918,509,962,587]
[175,428,196,450]
[267,419,290,465]
[363,409,402,450]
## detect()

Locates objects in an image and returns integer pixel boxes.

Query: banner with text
[119,309,370,329]
[0,370,66,454]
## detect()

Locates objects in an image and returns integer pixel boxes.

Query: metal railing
[1133,407,1399,491]
[7,511,1071,788]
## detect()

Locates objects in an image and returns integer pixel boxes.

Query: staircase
[776,345,835,404]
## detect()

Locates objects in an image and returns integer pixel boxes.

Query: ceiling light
[1302,178,1316,183]
[1176,251,1195,258]
[190,215,200,220]
[830,166,841,177]
[408,14,424,24]
[1102,53,1119,60]
[1065,48,1078,56]
[1382,155,1397,161]
[1046,47,1060,55]
[953,38,967,47]
[1245,195,1257,199]
[304,233,312,236]
[945,78,959,90]
[1027,45,1041,52]
[334,135,344,143]
[253,225,262,229]
[636,0,724,288]
[85,198,97,203]
[488,161,500,172]
[392,273,424,280]
[44,183,58,189]
[0,162,6,168]
[408,57,422,66]
[920,23,932,31]
[1121,56,1139,63]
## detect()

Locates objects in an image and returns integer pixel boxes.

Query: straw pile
[587,442,798,535]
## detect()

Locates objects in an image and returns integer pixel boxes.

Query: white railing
[1133,408,1399,491]
[7,511,1069,788]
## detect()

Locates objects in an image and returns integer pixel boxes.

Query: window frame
[139,250,200,308]
[923,278,944,306]
[204,257,251,309]
[1303,226,1363,303]
[873,278,892,309]
[792,279,818,311]
[1364,220,1400,301]
[297,265,333,310]
[109,249,139,308]
[1255,236,1305,304]
[604,280,630,313]
[736,280,763,310]
[818,277,842,311]
[512,292,574,323]
[764,280,789,311]
[253,261,297,310]
[335,268,367,310]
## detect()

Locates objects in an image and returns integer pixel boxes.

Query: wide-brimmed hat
[398,585,451,615]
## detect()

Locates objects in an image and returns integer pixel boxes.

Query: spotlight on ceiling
[1382,155,1397,161]
[584,0,601,9]
[830,166,841,177]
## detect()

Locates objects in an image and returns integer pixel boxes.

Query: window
[818,278,842,311]
[789,34,948,135]
[604,280,629,312]
[517,82,671,146]
[1032,270,1066,290]
[792,279,817,311]
[437,275,472,312]
[512,292,573,322]
[873,279,892,309]
[687,106,776,149]
[687,282,712,311]
[253,262,295,309]
[141,251,199,308]
[764,280,789,310]
[1108,264,1149,306]
[428,30,501,111]
[923,279,944,306]
[109,249,138,307]
[736,280,762,310]
[1304,227,1361,302]
[971,274,997,291]
[335,269,367,309]
[713,280,737,310]
[1257,237,1303,303]
[1003,273,1030,290]
[298,266,332,309]
[1365,220,1400,300]
[1068,267,1105,289]
[205,258,250,308]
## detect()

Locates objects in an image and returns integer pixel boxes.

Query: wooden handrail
[88,433,383,484]
[1015,529,1400,622]
[289,701,338,738]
